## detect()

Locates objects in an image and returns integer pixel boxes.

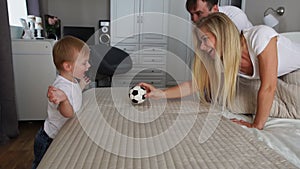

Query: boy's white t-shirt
[44,75,82,139]
[239,25,300,79]
[219,5,253,32]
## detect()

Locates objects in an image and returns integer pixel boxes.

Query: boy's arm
[57,99,74,118]
[48,86,74,118]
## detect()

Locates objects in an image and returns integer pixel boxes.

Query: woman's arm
[140,80,196,99]
[232,37,278,129]
[254,37,278,129]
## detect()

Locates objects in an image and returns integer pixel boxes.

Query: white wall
[244,0,300,32]
[47,0,110,29]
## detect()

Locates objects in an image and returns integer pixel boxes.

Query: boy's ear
[62,62,73,71]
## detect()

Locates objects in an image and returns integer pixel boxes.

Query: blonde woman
[141,12,300,130]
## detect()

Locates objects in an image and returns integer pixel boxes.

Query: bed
[37,88,299,169]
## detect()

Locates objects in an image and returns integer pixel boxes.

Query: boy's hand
[79,75,91,90]
[47,86,67,104]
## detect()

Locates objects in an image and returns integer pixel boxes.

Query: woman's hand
[230,118,263,130]
[230,118,253,128]
[47,86,67,104]
[139,82,166,99]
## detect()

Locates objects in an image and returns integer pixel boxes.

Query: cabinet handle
[140,16,143,23]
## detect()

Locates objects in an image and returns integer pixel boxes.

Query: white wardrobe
[110,0,168,88]
[110,0,192,88]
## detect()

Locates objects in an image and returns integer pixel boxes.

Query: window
[7,0,28,26]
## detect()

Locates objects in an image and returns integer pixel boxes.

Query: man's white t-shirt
[219,6,253,32]
[239,25,300,79]
[44,75,82,139]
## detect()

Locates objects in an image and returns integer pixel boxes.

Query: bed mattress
[38,88,297,169]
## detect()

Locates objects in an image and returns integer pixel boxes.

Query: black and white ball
[129,86,147,104]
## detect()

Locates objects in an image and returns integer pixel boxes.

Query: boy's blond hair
[52,36,89,71]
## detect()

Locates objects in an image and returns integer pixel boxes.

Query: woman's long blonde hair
[192,12,241,109]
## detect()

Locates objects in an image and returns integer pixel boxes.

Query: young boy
[32,36,91,169]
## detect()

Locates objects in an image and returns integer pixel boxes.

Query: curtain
[26,0,40,16]
[0,0,19,144]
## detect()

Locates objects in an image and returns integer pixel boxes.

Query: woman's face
[198,27,217,58]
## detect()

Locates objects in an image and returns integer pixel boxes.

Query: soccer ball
[129,86,147,104]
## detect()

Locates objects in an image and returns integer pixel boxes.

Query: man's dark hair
[185,0,219,11]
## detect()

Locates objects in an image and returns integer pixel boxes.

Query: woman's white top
[239,25,300,79]
[219,6,253,32]
[44,75,82,138]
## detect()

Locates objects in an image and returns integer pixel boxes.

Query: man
[186,0,252,32]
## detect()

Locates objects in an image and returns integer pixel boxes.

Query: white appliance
[11,39,56,120]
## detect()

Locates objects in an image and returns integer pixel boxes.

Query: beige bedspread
[232,69,300,119]
[38,88,296,169]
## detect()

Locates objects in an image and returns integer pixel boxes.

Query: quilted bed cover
[38,88,298,169]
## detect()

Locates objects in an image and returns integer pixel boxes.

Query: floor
[0,121,43,169]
